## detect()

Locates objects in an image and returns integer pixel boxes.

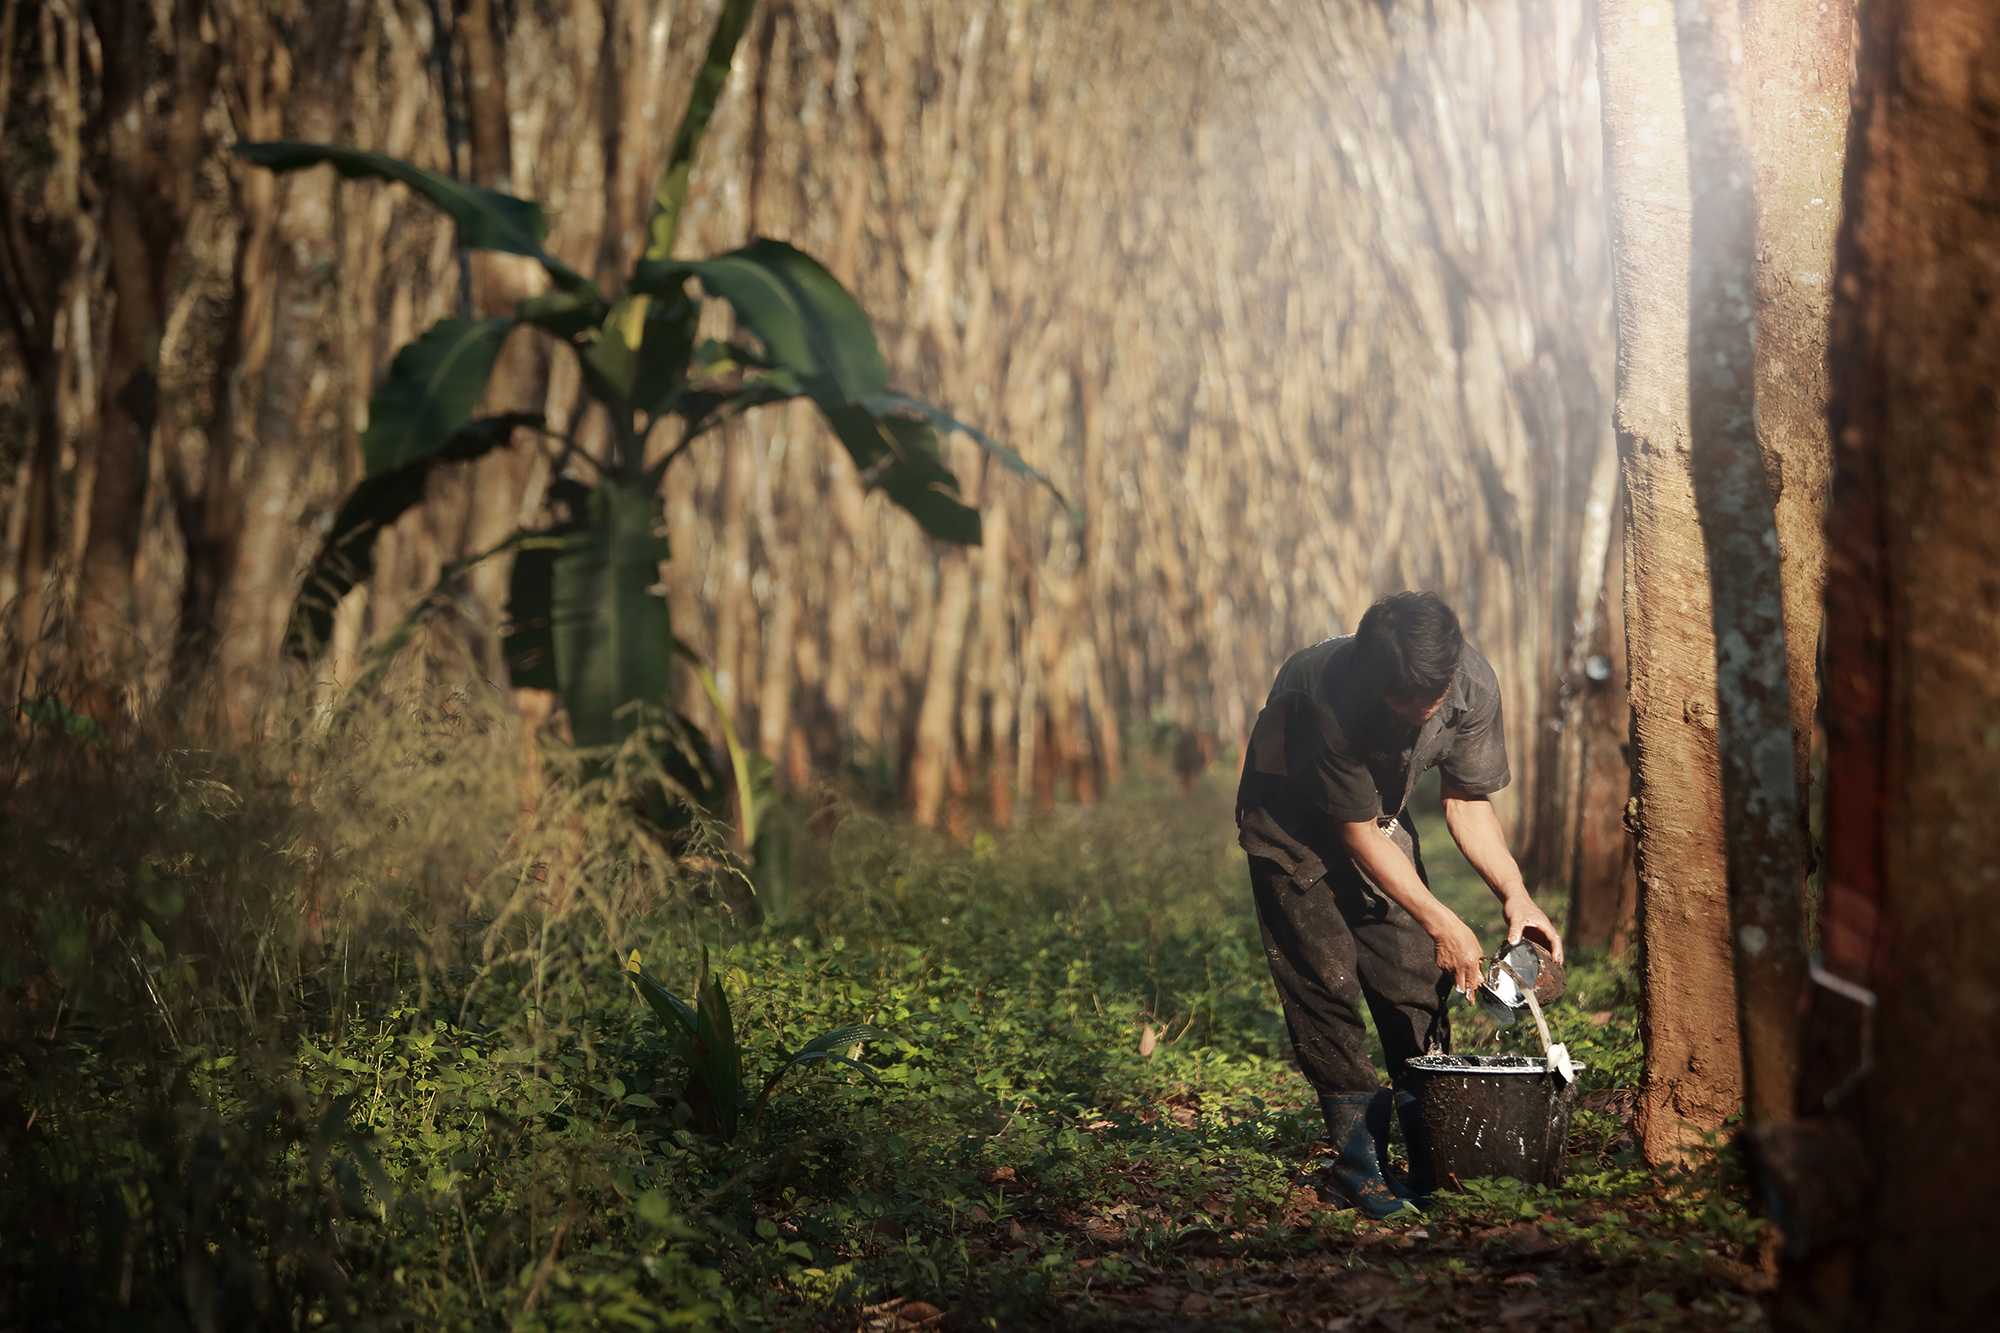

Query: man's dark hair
[1353,591,1464,702]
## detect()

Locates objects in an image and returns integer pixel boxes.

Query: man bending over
[1236,591,1563,1217]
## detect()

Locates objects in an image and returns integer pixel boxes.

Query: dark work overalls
[1236,636,1511,1094]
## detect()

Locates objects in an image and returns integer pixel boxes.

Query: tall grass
[0,657,754,1329]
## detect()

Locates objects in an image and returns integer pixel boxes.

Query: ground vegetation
[3,694,1774,1330]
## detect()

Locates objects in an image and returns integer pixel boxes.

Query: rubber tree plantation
[1,0,1991,1330]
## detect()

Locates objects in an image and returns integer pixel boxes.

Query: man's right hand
[1340,819,1490,997]
[1430,914,1486,997]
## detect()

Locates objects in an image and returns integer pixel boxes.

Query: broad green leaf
[691,949,744,1137]
[632,292,702,418]
[774,1050,885,1086]
[627,953,701,1040]
[752,1023,892,1126]
[578,301,640,407]
[21,697,109,747]
[645,0,760,259]
[861,390,1079,524]
[824,405,982,545]
[291,414,542,660]
[362,318,516,474]
[632,240,993,542]
[551,484,676,748]
[231,142,591,292]
[632,239,887,412]
[789,1023,892,1057]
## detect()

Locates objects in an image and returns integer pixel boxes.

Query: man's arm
[1440,783,1564,963]
[1339,821,1487,995]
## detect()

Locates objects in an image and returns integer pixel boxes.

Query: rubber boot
[1366,1090,1422,1202]
[1319,1092,1418,1220]
[1394,1088,1436,1197]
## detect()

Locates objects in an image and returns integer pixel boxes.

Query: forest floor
[1,706,1773,1331]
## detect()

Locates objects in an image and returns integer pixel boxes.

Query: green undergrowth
[2,690,1762,1330]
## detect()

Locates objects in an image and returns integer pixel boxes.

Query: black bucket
[1403,1054,1582,1189]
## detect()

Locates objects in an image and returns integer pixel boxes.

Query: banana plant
[240,0,1067,772]
[625,948,887,1139]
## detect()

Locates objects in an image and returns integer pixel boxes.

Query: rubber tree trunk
[80,0,216,707]
[0,0,85,667]
[214,0,365,728]
[1781,1,2000,1324]
[1673,0,1808,1130]
[1601,0,1844,1157]
[1742,0,1847,814]
[1597,0,1741,1162]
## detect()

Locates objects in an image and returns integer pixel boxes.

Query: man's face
[1380,685,1449,728]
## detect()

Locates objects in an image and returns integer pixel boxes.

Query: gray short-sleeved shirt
[1238,635,1510,839]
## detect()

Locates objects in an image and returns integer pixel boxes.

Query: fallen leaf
[1140,1024,1158,1057]
[982,1165,1016,1185]
[897,1300,946,1326]
[1179,1292,1211,1314]
[1499,1272,1539,1290]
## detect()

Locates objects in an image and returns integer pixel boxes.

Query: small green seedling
[625,947,888,1138]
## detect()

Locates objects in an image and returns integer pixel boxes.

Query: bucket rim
[1404,1055,1588,1076]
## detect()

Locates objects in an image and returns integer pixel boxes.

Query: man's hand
[1432,913,1487,997]
[1441,786,1565,965]
[1340,820,1488,995]
[1502,892,1564,965]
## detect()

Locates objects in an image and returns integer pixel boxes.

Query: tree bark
[0,0,84,661]
[1743,0,1848,820]
[79,0,217,703]
[910,549,973,828]
[1597,0,1741,1162]
[459,0,511,190]
[214,1,364,727]
[1673,0,1807,1129]
[1782,1,2000,1323]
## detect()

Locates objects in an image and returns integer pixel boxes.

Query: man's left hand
[1502,894,1564,965]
